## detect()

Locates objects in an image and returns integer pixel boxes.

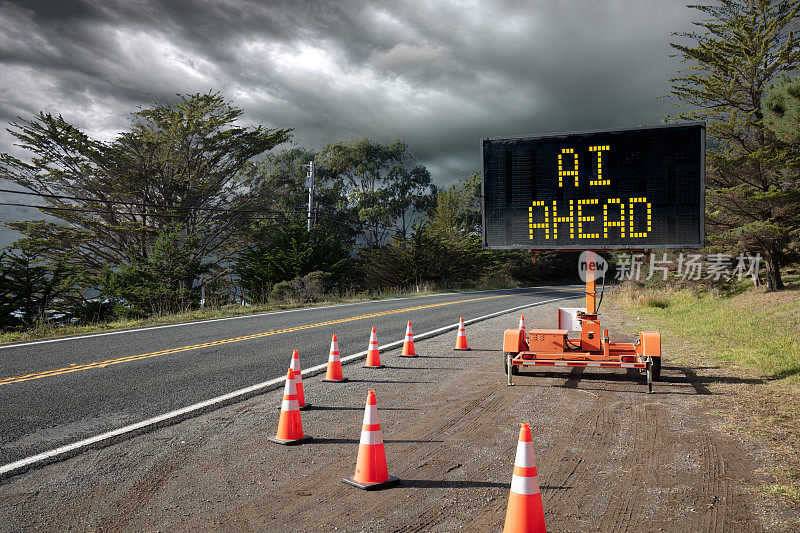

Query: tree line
[0,93,576,329]
[669,0,800,290]
[1,0,799,330]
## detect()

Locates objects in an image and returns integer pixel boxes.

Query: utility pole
[305,161,314,231]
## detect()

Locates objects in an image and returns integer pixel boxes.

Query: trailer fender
[638,331,661,358]
[503,329,528,353]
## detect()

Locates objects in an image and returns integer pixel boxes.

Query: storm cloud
[0,0,697,246]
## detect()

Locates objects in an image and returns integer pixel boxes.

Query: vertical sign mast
[306,160,314,231]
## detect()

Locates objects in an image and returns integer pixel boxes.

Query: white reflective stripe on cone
[329,345,340,361]
[281,399,299,411]
[515,441,534,467]
[284,376,297,396]
[362,403,379,425]
[360,429,383,445]
[510,474,541,495]
[290,358,300,371]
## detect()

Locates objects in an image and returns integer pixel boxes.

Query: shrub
[270,281,297,303]
[292,271,331,302]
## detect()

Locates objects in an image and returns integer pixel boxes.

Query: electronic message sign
[481,122,705,250]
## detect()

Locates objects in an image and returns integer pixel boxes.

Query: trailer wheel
[504,353,518,375]
[650,357,661,381]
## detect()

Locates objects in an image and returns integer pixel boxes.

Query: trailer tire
[504,353,518,375]
[650,356,661,381]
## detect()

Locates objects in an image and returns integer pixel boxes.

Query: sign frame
[480,122,705,251]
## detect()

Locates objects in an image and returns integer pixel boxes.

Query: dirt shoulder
[1,298,796,532]
[606,289,800,511]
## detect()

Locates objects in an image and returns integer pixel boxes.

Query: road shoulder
[0,298,794,532]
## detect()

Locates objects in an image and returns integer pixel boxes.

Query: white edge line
[0,285,582,350]
[0,294,579,480]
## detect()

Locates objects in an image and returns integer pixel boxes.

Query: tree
[0,247,76,328]
[669,0,800,290]
[389,164,436,240]
[100,225,211,316]
[359,172,489,289]
[235,219,353,302]
[763,75,800,145]
[359,227,488,289]
[1,92,292,294]
[319,138,435,247]
[426,172,482,243]
[247,146,358,242]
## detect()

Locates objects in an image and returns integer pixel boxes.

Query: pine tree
[763,75,800,145]
[1,92,291,294]
[670,0,800,290]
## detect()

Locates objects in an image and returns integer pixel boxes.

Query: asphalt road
[0,286,581,465]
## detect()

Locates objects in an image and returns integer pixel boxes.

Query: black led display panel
[481,122,705,250]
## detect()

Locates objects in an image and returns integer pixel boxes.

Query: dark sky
[0,0,698,246]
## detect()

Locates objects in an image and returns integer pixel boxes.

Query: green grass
[641,296,670,308]
[608,283,800,381]
[760,484,800,501]
[782,270,800,289]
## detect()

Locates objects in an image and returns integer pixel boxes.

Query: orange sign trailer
[502,252,662,392]
[484,124,704,392]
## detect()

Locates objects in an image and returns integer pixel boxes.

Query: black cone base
[363,364,385,368]
[321,377,349,382]
[268,435,312,446]
[342,475,399,490]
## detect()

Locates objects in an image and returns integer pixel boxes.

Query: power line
[0,190,403,232]
[0,208,404,243]
[0,201,392,232]
[0,201,297,221]
[0,188,305,215]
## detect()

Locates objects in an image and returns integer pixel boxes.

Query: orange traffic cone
[288,349,310,409]
[518,314,526,334]
[322,334,348,382]
[268,369,312,445]
[343,390,398,490]
[400,321,416,357]
[502,423,546,532]
[454,317,469,350]
[363,327,384,368]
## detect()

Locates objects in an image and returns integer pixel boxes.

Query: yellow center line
[0,294,497,386]
[0,288,584,387]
